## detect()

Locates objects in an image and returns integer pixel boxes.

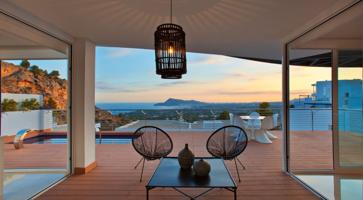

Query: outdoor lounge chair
[132,126,173,182]
[261,116,278,140]
[206,125,248,182]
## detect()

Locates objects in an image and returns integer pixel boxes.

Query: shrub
[45,97,58,109]
[20,98,40,111]
[218,110,230,120]
[20,59,31,69]
[1,99,18,112]
[256,102,273,116]
[259,102,270,109]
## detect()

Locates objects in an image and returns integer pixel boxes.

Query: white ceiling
[0,13,69,59]
[0,30,67,59]
[291,2,363,51]
[1,0,360,60]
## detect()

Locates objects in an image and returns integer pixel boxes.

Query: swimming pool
[22,135,133,144]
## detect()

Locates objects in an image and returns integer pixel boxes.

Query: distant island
[154,98,207,107]
[154,98,282,109]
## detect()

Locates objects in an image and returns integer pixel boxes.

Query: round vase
[178,143,195,170]
[193,159,211,177]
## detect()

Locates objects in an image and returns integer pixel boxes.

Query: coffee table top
[146,157,236,188]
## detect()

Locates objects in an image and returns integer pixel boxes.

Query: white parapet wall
[1,110,53,136]
[1,93,44,106]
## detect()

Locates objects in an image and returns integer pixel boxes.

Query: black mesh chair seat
[206,125,248,182]
[132,126,173,181]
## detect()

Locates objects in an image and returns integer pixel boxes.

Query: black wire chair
[132,126,173,182]
[206,125,248,182]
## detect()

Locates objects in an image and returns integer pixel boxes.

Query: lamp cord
[170,0,173,23]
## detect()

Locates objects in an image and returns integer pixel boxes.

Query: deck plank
[34,131,319,200]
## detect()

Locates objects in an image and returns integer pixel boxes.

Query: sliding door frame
[0,10,73,198]
[282,1,363,198]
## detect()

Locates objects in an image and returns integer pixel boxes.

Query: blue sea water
[96,102,180,115]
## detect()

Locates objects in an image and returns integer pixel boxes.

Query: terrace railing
[289,108,363,133]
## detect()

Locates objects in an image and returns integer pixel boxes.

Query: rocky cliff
[1,61,67,109]
[1,61,131,127]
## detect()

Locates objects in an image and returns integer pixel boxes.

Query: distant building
[292,79,362,109]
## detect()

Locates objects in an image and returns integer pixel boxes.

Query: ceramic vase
[193,159,211,177]
[178,143,195,170]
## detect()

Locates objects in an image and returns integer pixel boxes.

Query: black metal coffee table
[146,157,237,200]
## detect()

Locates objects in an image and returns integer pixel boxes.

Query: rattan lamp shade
[154,23,186,79]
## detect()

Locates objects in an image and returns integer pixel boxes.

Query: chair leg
[134,157,144,169]
[234,158,241,182]
[139,158,146,182]
[236,158,246,170]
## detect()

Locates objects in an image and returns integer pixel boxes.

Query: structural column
[0,137,3,199]
[72,38,96,174]
[282,44,289,172]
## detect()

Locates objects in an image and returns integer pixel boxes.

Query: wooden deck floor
[31,131,318,200]
[4,131,362,199]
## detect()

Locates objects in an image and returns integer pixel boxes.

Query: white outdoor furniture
[260,116,278,141]
[240,113,272,144]
[272,113,279,128]
[246,112,262,141]
[240,116,265,120]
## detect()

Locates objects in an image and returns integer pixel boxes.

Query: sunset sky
[95,47,283,103]
[5,47,361,103]
[95,47,334,103]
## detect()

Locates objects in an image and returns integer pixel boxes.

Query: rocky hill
[1,61,130,128]
[1,61,67,109]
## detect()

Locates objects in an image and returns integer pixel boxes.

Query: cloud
[189,54,231,66]
[218,90,282,96]
[96,81,146,93]
[157,81,190,87]
[106,48,133,58]
[225,72,247,78]
[217,89,311,96]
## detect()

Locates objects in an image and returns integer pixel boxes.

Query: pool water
[22,135,132,144]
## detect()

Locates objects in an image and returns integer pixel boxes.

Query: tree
[184,113,198,123]
[20,98,40,111]
[45,97,58,109]
[259,102,270,109]
[1,99,18,112]
[29,65,45,76]
[20,59,31,69]
[49,70,60,78]
[256,101,273,116]
[218,110,230,120]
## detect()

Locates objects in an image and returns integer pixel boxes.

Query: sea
[96,102,181,115]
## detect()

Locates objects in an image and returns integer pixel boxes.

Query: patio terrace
[4,131,334,200]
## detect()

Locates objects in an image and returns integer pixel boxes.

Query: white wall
[1,110,53,136]
[1,93,44,106]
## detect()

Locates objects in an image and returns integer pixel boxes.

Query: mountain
[154,98,207,107]
[1,61,67,109]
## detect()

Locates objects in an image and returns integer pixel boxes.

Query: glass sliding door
[288,49,334,172]
[284,1,363,199]
[0,13,71,199]
[337,50,363,168]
